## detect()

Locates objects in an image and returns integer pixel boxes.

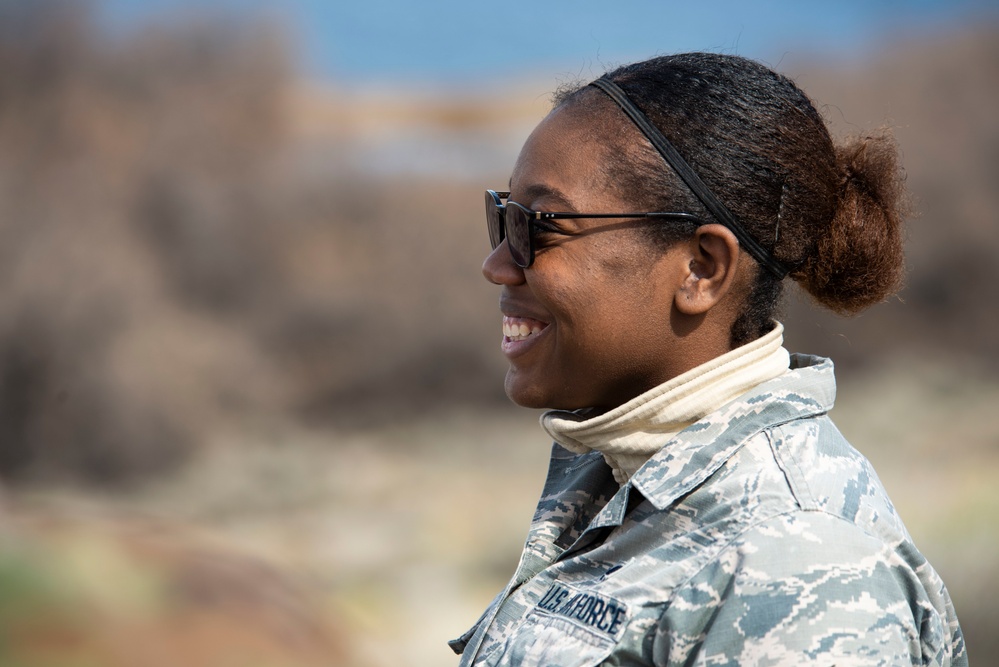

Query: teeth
[503,317,545,342]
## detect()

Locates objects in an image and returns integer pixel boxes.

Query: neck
[541,323,789,484]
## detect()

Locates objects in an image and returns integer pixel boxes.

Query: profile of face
[482,102,739,412]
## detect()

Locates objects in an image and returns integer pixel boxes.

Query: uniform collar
[541,323,790,484]
[536,354,836,562]
[629,353,836,511]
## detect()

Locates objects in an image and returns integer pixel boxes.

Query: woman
[450,53,966,666]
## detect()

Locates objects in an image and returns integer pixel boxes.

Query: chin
[504,382,547,410]
[504,370,582,411]
[504,371,553,410]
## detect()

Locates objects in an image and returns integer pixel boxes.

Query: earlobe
[673,224,741,315]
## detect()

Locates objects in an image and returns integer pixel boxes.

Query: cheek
[531,236,676,351]
[537,269,598,343]
[549,276,651,365]
[565,278,671,370]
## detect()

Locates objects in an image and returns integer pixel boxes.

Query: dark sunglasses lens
[485,191,503,249]
[505,205,531,267]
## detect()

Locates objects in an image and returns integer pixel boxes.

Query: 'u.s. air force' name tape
[534,582,629,640]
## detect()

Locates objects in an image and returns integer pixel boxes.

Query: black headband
[589,77,789,279]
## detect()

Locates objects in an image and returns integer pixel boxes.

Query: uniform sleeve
[653,511,964,667]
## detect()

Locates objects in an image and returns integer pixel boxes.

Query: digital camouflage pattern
[450,354,966,666]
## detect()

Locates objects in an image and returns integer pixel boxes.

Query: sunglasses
[485,190,704,268]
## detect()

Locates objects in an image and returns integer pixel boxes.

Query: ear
[674,224,742,315]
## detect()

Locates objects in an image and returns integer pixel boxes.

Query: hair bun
[797,131,909,314]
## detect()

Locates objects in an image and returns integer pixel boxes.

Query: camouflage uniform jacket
[450,354,966,666]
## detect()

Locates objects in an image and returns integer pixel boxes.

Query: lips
[499,290,552,357]
[499,313,550,358]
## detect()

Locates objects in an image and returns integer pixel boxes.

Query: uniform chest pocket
[490,611,616,667]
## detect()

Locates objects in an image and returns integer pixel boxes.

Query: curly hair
[552,53,909,346]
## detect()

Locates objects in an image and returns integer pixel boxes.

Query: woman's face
[482,103,693,411]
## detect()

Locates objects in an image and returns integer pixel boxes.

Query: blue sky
[98,0,997,86]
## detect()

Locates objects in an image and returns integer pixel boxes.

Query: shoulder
[662,509,964,666]
[763,409,911,545]
[651,402,966,665]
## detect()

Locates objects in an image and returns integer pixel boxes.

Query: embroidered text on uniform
[536,583,628,638]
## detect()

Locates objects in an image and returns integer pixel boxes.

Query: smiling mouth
[502,316,548,342]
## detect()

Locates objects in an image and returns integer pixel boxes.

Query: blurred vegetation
[0,0,514,486]
[0,2,996,665]
[0,1,292,483]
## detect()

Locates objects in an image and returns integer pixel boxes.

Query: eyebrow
[508,182,576,211]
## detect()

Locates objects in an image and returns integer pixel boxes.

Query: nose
[482,239,527,286]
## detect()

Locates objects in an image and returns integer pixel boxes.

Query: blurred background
[0,0,996,665]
